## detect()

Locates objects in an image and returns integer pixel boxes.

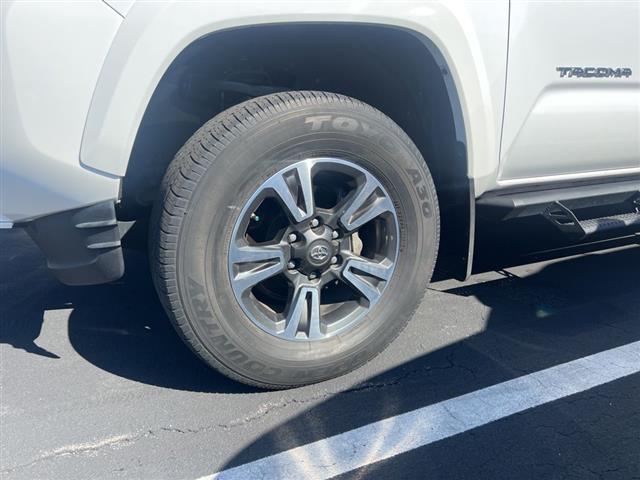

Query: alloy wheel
[228,158,400,341]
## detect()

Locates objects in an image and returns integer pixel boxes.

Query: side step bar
[477,176,640,240]
[543,201,640,239]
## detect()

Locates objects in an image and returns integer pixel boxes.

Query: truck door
[499,1,640,184]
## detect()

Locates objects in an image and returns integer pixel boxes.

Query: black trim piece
[25,201,125,286]
[465,177,476,280]
[477,176,640,221]
[481,173,640,197]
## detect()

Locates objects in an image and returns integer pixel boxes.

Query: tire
[150,91,439,389]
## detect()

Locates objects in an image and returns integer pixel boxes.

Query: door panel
[499,1,640,183]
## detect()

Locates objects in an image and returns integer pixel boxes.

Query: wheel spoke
[268,162,314,223]
[339,173,393,232]
[229,244,286,294]
[342,257,393,304]
[283,285,322,339]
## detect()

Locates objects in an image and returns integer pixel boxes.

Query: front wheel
[150,91,439,388]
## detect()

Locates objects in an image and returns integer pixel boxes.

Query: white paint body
[1,0,638,226]
[1,1,122,225]
[499,1,640,186]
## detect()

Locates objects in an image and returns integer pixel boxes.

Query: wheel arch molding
[82,3,508,279]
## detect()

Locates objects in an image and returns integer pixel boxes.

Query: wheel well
[122,23,470,278]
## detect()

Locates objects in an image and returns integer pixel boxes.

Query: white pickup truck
[2,1,638,388]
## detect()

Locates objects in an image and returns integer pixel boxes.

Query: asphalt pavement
[1,229,639,479]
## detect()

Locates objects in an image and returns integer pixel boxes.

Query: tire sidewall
[176,103,439,386]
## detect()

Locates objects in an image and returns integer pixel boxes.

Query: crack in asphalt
[5,347,636,477]
[215,353,478,431]
[1,434,138,474]
[1,358,479,475]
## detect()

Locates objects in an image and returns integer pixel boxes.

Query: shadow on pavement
[2,228,639,473]
[218,246,640,477]
[0,231,61,359]
[0,230,255,394]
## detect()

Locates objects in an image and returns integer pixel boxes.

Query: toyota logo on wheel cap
[310,244,329,262]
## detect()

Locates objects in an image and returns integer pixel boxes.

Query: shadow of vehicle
[0,230,61,359]
[217,245,640,478]
[2,229,639,476]
[66,248,259,394]
[0,230,255,394]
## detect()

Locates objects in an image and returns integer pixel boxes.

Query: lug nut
[330,256,338,265]
[310,218,320,228]
[288,233,297,243]
[287,261,296,270]
[332,230,339,239]
[308,273,317,280]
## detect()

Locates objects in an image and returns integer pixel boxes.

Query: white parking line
[204,340,640,480]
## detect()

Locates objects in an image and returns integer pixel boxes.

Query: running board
[543,201,640,239]
[476,176,640,240]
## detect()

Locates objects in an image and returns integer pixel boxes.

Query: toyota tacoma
[1,0,638,388]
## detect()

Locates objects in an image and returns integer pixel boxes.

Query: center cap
[290,226,338,275]
[308,240,331,265]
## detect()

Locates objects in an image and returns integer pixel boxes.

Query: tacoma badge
[557,67,632,78]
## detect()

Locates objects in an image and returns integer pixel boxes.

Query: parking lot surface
[1,230,639,479]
